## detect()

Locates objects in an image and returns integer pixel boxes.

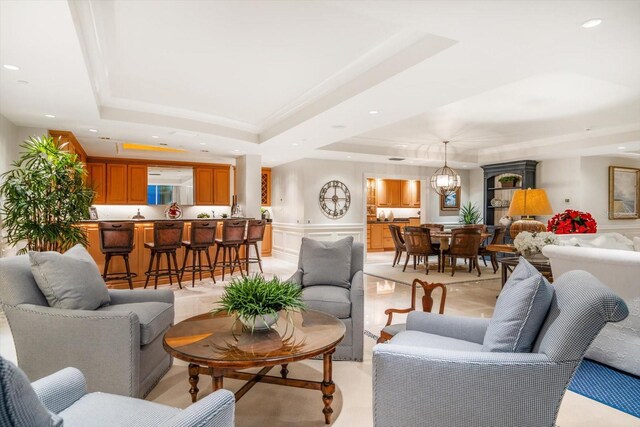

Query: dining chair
[478,226,506,273]
[388,224,406,267]
[443,228,483,276]
[420,223,444,250]
[402,227,440,274]
[377,278,447,343]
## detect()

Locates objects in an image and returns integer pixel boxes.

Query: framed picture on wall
[440,188,461,211]
[609,166,639,220]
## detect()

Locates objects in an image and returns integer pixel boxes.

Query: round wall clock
[319,180,351,219]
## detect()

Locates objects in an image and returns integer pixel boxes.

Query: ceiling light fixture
[89,129,98,133]
[44,114,55,118]
[430,141,461,196]
[369,110,379,115]
[347,156,352,159]
[581,18,602,28]
[17,80,28,84]
[618,146,626,150]
[199,142,206,145]
[332,125,346,129]
[292,143,299,146]
[151,135,159,139]
[3,64,19,71]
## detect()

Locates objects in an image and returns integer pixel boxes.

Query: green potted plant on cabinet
[0,135,95,254]
[498,175,520,188]
[213,274,305,332]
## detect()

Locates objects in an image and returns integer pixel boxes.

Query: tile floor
[0,253,637,426]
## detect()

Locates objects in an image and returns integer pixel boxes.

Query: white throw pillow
[634,236,640,252]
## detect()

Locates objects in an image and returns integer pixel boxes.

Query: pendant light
[430,140,461,196]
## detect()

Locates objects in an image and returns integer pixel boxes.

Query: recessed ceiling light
[3,64,19,71]
[394,144,408,148]
[17,80,29,84]
[159,143,168,146]
[44,114,55,118]
[618,146,626,150]
[332,125,346,129]
[585,127,592,131]
[201,150,209,153]
[462,165,468,168]
[88,129,98,133]
[582,19,602,28]
[233,149,240,153]
[292,143,299,146]
[199,142,206,145]
[347,156,351,159]
[151,135,159,139]
[369,110,379,115]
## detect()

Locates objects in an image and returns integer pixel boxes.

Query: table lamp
[507,188,553,239]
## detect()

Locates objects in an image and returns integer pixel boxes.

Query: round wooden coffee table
[163,309,345,424]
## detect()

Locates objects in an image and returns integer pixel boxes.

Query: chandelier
[430,140,461,196]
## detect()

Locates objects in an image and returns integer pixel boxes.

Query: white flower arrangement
[513,231,558,256]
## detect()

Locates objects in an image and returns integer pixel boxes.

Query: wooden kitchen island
[78,219,272,289]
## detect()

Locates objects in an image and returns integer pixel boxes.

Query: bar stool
[243,220,266,274]
[99,221,136,289]
[180,220,219,287]
[144,221,183,289]
[213,220,247,281]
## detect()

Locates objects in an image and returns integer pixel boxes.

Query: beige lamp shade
[507,189,553,218]
[507,189,553,239]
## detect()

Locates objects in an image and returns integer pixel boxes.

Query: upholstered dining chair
[377,278,447,343]
[388,224,405,267]
[0,356,235,427]
[372,262,629,427]
[288,237,364,361]
[443,227,482,276]
[420,223,444,250]
[402,227,440,274]
[478,226,506,273]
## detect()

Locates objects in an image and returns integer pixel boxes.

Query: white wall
[0,114,19,177]
[537,156,640,237]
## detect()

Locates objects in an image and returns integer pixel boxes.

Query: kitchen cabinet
[106,164,128,204]
[401,180,421,207]
[261,168,271,206]
[127,164,148,204]
[50,130,87,164]
[370,223,384,250]
[195,166,231,206]
[87,162,106,204]
[261,223,272,256]
[387,180,402,207]
[213,167,231,206]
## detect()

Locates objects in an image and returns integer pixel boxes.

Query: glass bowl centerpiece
[513,231,558,259]
[213,274,305,332]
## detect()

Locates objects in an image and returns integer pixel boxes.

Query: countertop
[79,217,259,224]
[367,217,419,224]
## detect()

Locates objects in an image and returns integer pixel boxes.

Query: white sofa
[543,238,640,377]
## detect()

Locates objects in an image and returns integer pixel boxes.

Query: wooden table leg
[321,349,336,424]
[280,364,289,379]
[211,368,224,391]
[188,363,200,403]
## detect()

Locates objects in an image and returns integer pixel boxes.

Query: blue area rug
[569,360,640,418]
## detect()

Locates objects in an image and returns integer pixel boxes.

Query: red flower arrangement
[547,209,597,234]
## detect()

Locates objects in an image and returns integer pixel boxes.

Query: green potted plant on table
[459,202,482,224]
[213,274,305,332]
[498,175,520,188]
[0,135,94,254]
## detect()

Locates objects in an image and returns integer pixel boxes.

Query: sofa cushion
[300,237,353,288]
[559,233,633,251]
[302,286,351,319]
[0,356,62,427]
[634,237,640,252]
[98,302,174,345]
[483,257,553,353]
[59,392,178,427]
[390,330,483,352]
[29,245,110,310]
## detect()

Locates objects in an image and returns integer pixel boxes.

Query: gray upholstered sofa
[372,269,628,427]
[0,355,235,427]
[0,255,174,398]
[288,239,364,361]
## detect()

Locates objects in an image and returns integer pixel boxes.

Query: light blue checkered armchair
[0,355,235,427]
[372,270,629,427]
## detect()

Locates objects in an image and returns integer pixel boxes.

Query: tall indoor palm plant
[0,135,94,254]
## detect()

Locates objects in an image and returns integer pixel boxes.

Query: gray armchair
[288,241,364,361]
[0,355,235,427]
[372,270,628,427]
[0,255,174,398]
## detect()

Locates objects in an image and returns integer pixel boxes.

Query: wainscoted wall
[271,222,365,263]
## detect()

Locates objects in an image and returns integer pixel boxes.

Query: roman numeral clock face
[319,180,351,219]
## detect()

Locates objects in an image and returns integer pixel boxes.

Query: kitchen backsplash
[92,205,232,220]
[375,207,419,219]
